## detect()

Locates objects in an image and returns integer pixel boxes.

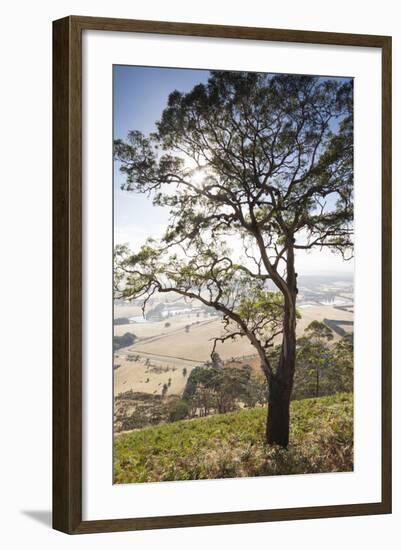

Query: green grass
[114,393,353,483]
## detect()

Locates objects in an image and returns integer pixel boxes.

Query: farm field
[114,302,353,398]
[114,393,353,483]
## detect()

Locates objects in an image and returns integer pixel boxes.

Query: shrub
[168,399,189,422]
[113,332,137,351]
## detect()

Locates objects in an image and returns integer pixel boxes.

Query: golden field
[114,302,353,399]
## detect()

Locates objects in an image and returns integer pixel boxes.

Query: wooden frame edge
[52,15,392,534]
[381,34,392,516]
[74,502,388,534]
[66,15,390,47]
[53,16,82,534]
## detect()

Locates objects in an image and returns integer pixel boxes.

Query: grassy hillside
[114,393,353,483]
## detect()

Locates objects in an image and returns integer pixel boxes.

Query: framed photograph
[53,16,392,534]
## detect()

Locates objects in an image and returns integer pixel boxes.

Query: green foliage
[242,373,268,408]
[305,320,334,341]
[168,399,189,422]
[182,366,213,401]
[328,333,354,393]
[293,330,353,400]
[182,364,253,414]
[114,393,353,483]
[236,289,282,319]
[234,289,284,346]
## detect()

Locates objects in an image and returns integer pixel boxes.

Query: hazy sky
[113,65,353,275]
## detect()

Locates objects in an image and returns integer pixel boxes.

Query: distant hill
[114,393,353,483]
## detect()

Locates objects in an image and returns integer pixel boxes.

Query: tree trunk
[266,242,297,447]
[266,377,292,446]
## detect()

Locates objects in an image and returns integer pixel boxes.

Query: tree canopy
[115,72,352,373]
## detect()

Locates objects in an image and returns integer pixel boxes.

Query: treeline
[167,322,353,423]
[293,321,353,399]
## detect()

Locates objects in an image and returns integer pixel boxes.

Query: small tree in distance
[114,72,353,446]
[297,321,334,398]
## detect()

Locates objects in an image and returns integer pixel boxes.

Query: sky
[113,65,353,276]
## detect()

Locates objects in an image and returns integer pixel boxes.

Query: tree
[243,372,268,408]
[329,333,353,393]
[168,398,189,422]
[296,321,334,398]
[182,364,252,415]
[190,384,216,417]
[114,71,353,446]
[211,364,252,413]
